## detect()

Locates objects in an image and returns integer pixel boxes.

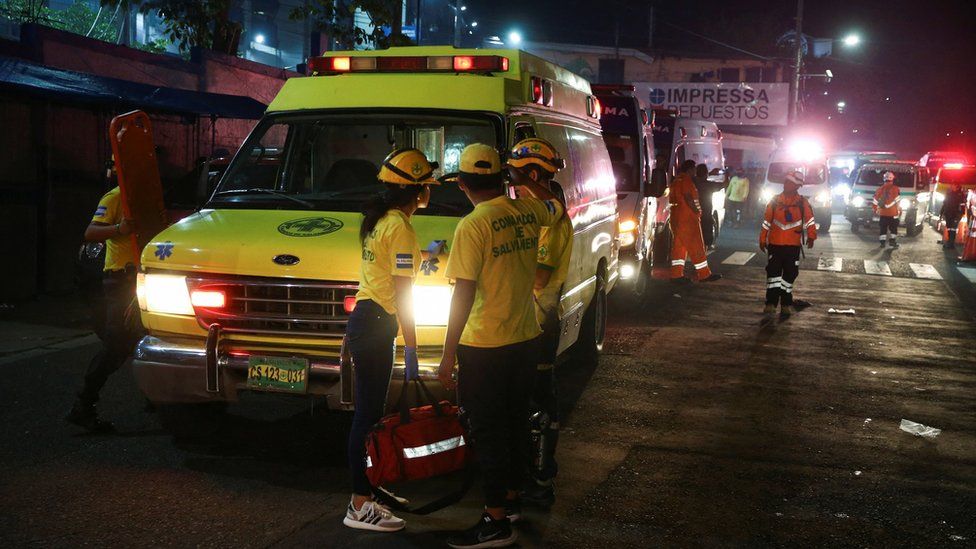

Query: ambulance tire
[819,213,832,233]
[157,402,227,439]
[632,252,653,300]
[576,267,607,365]
[850,221,860,233]
[906,211,921,236]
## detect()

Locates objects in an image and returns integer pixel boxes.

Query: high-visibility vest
[873,183,901,217]
[760,193,816,247]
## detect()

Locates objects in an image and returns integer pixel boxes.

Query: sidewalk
[0,291,99,364]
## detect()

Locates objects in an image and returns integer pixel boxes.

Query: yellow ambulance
[132,47,618,432]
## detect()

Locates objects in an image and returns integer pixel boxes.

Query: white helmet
[785,171,804,186]
[883,171,895,182]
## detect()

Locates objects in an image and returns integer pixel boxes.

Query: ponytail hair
[360,183,425,245]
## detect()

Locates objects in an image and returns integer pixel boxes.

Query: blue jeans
[345,299,398,496]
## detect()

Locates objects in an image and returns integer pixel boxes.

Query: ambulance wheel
[632,251,653,299]
[819,213,832,233]
[906,211,921,236]
[577,268,607,364]
[157,402,227,439]
[851,221,860,233]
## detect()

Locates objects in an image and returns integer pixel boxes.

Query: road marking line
[958,266,976,283]
[818,257,843,272]
[909,263,942,280]
[863,260,892,276]
[722,251,755,265]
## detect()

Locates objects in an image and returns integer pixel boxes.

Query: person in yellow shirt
[439,143,564,549]
[726,167,750,227]
[506,137,572,508]
[342,148,438,533]
[66,163,139,433]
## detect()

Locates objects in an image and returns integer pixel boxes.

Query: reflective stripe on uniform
[804,217,816,228]
[694,260,709,270]
[766,276,782,289]
[885,199,899,209]
[782,280,794,293]
[402,436,466,459]
[879,235,887,241]
[671,259,684,266]
[773,219,803,230]
[761,220,771,229]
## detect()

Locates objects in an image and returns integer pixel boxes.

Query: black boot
[65,398,114,433]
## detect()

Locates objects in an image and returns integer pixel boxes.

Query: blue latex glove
[426,239,447,257]
[404,346,419,380]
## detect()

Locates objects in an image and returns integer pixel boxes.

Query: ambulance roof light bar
[308,55,509,75]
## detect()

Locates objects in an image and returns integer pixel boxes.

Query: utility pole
[647,3,654,49]
[790,0,804,124]
[452,0,461,48]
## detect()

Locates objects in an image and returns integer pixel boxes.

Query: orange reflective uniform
[759,193,817,247]
[669,172,713,280]
[872,183,901,217]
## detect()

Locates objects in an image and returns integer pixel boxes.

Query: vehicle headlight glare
[899,198,911,209]
[619,219,637,233]
[413,285,451,326]
[852,196,865,208]
[142,274,195,315]
[834,183,851,197]
[620,263,635,280]
[816,191,830,205]
[620,231,636,248]
[933,191,945,203]
[761,188,775,203]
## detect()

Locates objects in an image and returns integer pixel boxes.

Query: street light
[254,34,266,44]
[837,101,846,108]
[471,21,478,27]
[842,34,861,47]
[507,31,522,46]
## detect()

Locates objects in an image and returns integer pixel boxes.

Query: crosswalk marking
[722,251,755,265]
[909,263,942,280]
[958,266,976,283]
[863,260,892,276]
[818,257,843,272]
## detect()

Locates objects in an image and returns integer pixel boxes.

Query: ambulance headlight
[413,285,451,326]
[816,191,831,206]
[620,263,636,280]
[834,183,851,197]
[933,191,945,203]
[139,273,195,315]
[852,196,866,208]
[899,198,911,209]
[761,188,775,203]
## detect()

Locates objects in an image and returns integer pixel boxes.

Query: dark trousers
[765,245,801,306]
[727,200,745,225]
[79,272,139,404]
[530,311,560,482]
[879,216,899,242]
[700,212,714,248]
[345,300,398,497]
[945,213,961,245]
[458,338,538,508]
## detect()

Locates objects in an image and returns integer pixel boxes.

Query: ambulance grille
[188,276,358,337]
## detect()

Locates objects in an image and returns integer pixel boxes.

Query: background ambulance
[760,143,833,232]
[131,47,618,434]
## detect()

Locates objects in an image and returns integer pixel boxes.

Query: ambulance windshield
[212,112,500,216]
[856,165,914,188]
[767,162,826,186]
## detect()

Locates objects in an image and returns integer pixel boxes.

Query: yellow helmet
[377,148,439,185]
[508,138,565,173]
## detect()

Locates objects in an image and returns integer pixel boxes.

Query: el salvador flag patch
[396,253,413,269]
[94,206,107,217]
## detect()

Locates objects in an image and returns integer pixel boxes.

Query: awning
[0,56,267,119]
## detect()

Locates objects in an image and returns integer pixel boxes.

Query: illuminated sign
[634,83,789,126]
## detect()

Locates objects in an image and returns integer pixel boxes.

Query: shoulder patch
[395,253,414,269]
[94,205,107,217]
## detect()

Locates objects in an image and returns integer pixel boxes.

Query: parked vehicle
[653,110,726,244]
[845,161,931,236]
[593,84,666,295]
[130,47,619,434]
[918,150,971,171]
[928,164,976,225]
[760,145,833,232]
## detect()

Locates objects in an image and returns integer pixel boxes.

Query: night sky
[459,0,976,155]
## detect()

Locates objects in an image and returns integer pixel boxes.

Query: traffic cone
[960,217,976,262]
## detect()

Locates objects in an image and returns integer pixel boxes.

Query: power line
[659,21,772,61]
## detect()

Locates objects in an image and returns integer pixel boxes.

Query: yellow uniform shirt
[445,195,564,348]
[355,209,420,315]
[91,187,136,271]
[534,214,573,321]
[727,176,750,202]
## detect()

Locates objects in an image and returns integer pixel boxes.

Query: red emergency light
[343,295,357,314]
[308,55,509,75]
[190,289,226,309]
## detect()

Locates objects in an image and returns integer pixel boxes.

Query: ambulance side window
[513,124,535,142]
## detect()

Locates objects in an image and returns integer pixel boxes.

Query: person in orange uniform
[759,171,816,317]
[670,160,722,283]
[873,171,901,248]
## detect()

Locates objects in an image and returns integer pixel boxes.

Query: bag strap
[396,377,446,424]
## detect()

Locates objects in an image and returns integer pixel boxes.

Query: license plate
[246,356,309,394]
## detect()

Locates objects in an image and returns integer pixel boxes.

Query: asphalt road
[1,215,974,548]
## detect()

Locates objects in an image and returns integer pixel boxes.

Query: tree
[1,0,117,42]
[98,0,240,54]
[290,0,411,50]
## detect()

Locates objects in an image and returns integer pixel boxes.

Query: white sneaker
[343,499,406,532]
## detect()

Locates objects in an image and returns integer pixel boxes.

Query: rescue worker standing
[438,144,564,548]
[342,149,437,533]
[940,182,967,249]
[873,171,901,248]
[670,160,722,283]
[759,171,816,317]
[506,138,572,509]
[726,167,750,227]
[65,168,138,432]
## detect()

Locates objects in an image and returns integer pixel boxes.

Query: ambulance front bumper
[132,334,444,407]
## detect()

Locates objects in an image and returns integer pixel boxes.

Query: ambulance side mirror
[645,168,667,198]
